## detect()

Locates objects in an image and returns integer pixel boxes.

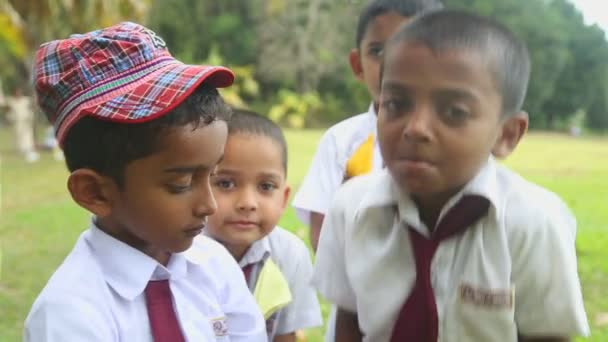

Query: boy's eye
[167,183,192,194]
[380,97,412,118]
[214,179,235,190]
[368,46,384,57]
[259,182,277,192]
[442,105,471,124]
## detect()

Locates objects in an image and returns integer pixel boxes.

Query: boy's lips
[225,220,258,230]
[184,223,206,236]
[394,155,435,174]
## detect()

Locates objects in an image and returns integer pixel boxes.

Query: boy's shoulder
[496,164,572,218]
[321,110,376,147]
[187,234,239,268]
[326,111,374,134]
[266,227,311,262]
[495,164,576,239]
[26,230,111,323]
[332,169,393,213]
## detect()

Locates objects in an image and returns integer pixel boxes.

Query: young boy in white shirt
[292,0,444,251]
[201,109,323,341]
[313,10,589,342]
[25,22,266,342]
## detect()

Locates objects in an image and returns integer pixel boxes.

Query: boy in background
[201,109,322,342]
[292,0,443,251]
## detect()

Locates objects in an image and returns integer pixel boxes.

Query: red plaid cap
[34,22,234,145]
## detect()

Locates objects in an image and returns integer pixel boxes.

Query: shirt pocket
[444,283,517,342]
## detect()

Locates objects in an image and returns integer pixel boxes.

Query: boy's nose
[402,107,433,142]
[193,181,217,218]
[236,188,257,212]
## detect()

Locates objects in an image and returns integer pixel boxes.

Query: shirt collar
[85,219,190,300]
[367,103,378,135]
[358,157,502,233]
[238,234,271,268]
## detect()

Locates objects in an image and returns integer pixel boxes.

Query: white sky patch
[570,0,608,34]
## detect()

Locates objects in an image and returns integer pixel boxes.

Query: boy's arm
[273,332,296,342]
[309,212,325,251]
[292,130,344,236]
[24,295,114,342]
[511,197,589,339]
[274,234,323,336]
[335,308,363,342]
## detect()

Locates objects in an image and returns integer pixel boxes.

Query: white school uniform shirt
[312,158,589,342]
[292,104,382,225]
[24,221,267,342]
[203,227,323,340]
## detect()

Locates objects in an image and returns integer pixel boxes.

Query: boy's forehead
[382,42,501,100]
[387,42,488,72]
[225,133,286,172]
[361,12,409,45]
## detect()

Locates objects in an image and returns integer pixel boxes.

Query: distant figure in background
[42,126,64,161]
[6,88,39,162]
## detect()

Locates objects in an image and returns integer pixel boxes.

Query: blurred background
[1,0,607,341]
[0,0,607,131]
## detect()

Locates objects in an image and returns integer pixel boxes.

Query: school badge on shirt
[460,283,514,309]
[211,317,228,337]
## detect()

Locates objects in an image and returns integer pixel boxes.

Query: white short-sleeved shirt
[25,221,267,342]
[292,104,382,225]
[312,158,590,342]
[230,227,323,340]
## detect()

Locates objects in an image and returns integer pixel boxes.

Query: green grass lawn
[1,128,607,341]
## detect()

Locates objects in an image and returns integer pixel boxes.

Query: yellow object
[253,259,292,319]
[345,133,375,179]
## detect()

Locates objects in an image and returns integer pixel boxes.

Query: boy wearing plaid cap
[24,22,266,341]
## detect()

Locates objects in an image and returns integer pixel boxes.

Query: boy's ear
[492,111,529,159]
[67,169,118,218]
[349,48,364,82]
[281,185,291,210]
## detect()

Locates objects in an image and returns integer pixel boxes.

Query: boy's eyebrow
[380,81,412,95]
[163,165,206,173]
[163,154,224,174]
[435,88,481,102]
[215,168,283,180]
[382,81,481,102]
[259,171,283,180]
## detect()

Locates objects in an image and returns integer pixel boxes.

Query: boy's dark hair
[62,83,231,187]
[356,0,444,47]
[386,10,531,116]
[228,109,288,175]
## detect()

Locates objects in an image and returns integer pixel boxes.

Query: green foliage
[268,90,322,128]
[147,0,260,65]
[201,46,259,109]
[0,13,26,59]
[0,0,607,130]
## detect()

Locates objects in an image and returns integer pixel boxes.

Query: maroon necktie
[145,280,186,342]
[390,195,490,342]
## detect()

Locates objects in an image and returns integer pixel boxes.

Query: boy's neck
[225,243,251,263]
[413,189,460,231]
[95,217,171,266]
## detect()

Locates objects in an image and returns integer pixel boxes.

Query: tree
[0,0,148,93]
[586,68,608,131]
[147,0,260,66]
[540,0,608,129]
[255,0,358,93]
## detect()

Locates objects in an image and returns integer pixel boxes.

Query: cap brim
[57,62,234,143]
